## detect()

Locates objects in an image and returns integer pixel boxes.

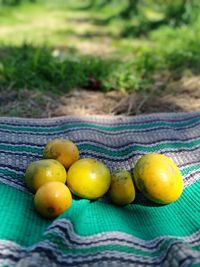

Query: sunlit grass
[0,0,152,56]
[0,0,200,94]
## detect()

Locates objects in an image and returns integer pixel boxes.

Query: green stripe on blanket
[0,113,200,267]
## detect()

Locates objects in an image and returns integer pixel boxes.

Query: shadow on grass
[1,42,200,93]
[66,17,93,24]
[0,44,120,93]
[1,42,200,118]
[68,0,108,11]
[56,28,117,39]
[92,16,178,38]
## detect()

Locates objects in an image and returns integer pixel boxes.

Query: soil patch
[1,76,200,118]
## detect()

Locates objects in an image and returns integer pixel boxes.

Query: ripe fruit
[25,159,67,193]
[133,153,184,204]
[34,181,72,219]
[43,139,79,169]
[67,158,111,199]
[108,170,136,205]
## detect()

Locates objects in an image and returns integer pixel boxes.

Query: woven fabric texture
[0,112,200,267]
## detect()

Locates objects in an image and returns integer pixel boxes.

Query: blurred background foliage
[0,0,200,93]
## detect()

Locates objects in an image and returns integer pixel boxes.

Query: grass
[0,45,121,92]
[0,0,200,94]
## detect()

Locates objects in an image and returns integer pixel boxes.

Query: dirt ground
[1,75,200,118]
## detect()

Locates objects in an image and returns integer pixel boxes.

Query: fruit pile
[24,139,184,219]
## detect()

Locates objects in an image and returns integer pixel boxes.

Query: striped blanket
[0,112,200,267]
